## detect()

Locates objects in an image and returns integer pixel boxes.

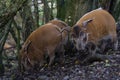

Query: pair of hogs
[20,8,118,71]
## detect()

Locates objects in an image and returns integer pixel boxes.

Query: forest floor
[0,33,120,80]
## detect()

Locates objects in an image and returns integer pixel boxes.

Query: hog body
[20,20,69,71]
[72,8,118,53]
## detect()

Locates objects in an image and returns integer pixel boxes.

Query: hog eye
[91,44,96,50]
[73,40,76,44]
[83,37,87,42]
[72,33,77,38]
[79,31,84,36]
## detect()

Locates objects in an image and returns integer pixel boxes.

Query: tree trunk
[112,1,120,21]
[33,0,39,28]
[0,0,27,28]
[0,20,12,76]
[20,1,35,41]
[41,0,51,23]
[56,0,66,21]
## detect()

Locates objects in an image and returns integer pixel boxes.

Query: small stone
[61,67,65,70]
[105,63,110,66]
[44,64,48,67]
[63,75,69,80]
[75,60,79,64]
[38,75,49,80]
[78,70,82,74]
[105,60,109,63]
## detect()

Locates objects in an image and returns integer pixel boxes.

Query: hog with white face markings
[71,8,118,54]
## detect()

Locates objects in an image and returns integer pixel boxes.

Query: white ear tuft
[98,7,103,10]
[82,18,93,27]
[86,33,90,36]
[54,18,58,20]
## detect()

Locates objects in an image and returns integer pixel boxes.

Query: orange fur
[72,8,117,44]
[19,20,69,71]
[49,20,68,29]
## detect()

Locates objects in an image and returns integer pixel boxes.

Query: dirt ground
[0,33,120,80]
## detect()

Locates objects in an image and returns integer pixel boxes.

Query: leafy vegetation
[0,0,120,78]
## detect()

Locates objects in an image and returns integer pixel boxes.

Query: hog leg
[113,39,118,51]
[48,53,55,66]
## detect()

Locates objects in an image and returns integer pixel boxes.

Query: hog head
[20,40,45,71]
[71,19,93,51]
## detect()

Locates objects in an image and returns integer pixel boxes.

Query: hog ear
[23,40,32,54]
[24,56,32,67]
[26,56,33,66]
[61,26,71,33]
[72,25,81,38]
[82,18,93,30]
